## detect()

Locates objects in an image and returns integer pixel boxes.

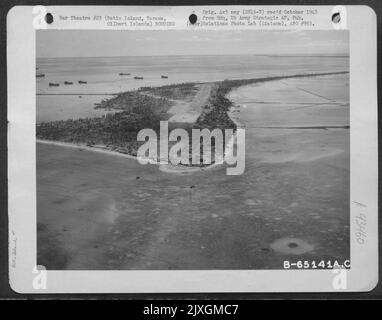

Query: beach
[37,64,350,270]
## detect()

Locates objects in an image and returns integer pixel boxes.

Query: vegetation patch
[94,91,172,111]
[37,95,172,156]
[138,82,199,101]
[194,81,237,131]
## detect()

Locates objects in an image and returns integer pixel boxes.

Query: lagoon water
[36,54,348,123]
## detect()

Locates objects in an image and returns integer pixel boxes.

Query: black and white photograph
[35,29,350,270]
[5,5,378,294]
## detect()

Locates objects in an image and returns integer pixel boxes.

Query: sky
[36,30,349,58]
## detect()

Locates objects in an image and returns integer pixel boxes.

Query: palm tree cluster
[95,91,172,111]
[138,82,199,100]
[194,81,237,131]
[37,94,172,155]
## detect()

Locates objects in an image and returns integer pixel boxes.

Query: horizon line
[36,53,350,59]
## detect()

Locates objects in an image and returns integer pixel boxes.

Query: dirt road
[167,83,213,123]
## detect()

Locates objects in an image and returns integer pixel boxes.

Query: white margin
[7,5,378,293]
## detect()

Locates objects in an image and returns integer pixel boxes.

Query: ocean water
[36,55,349,123]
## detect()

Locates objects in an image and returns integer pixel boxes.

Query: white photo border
[7,5,378,293]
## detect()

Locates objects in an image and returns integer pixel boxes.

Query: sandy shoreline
[36,139,138,160]
[36,138,228,174]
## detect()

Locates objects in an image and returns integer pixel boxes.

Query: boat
[49,82,59,87]
[119,73,130,76]
[134,76,144,80]
[78,80,87,84]
[64,81,73,85]
[36,74,45,78]
[161,75,168,79]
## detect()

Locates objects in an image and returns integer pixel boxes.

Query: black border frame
[0,0,380,299]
